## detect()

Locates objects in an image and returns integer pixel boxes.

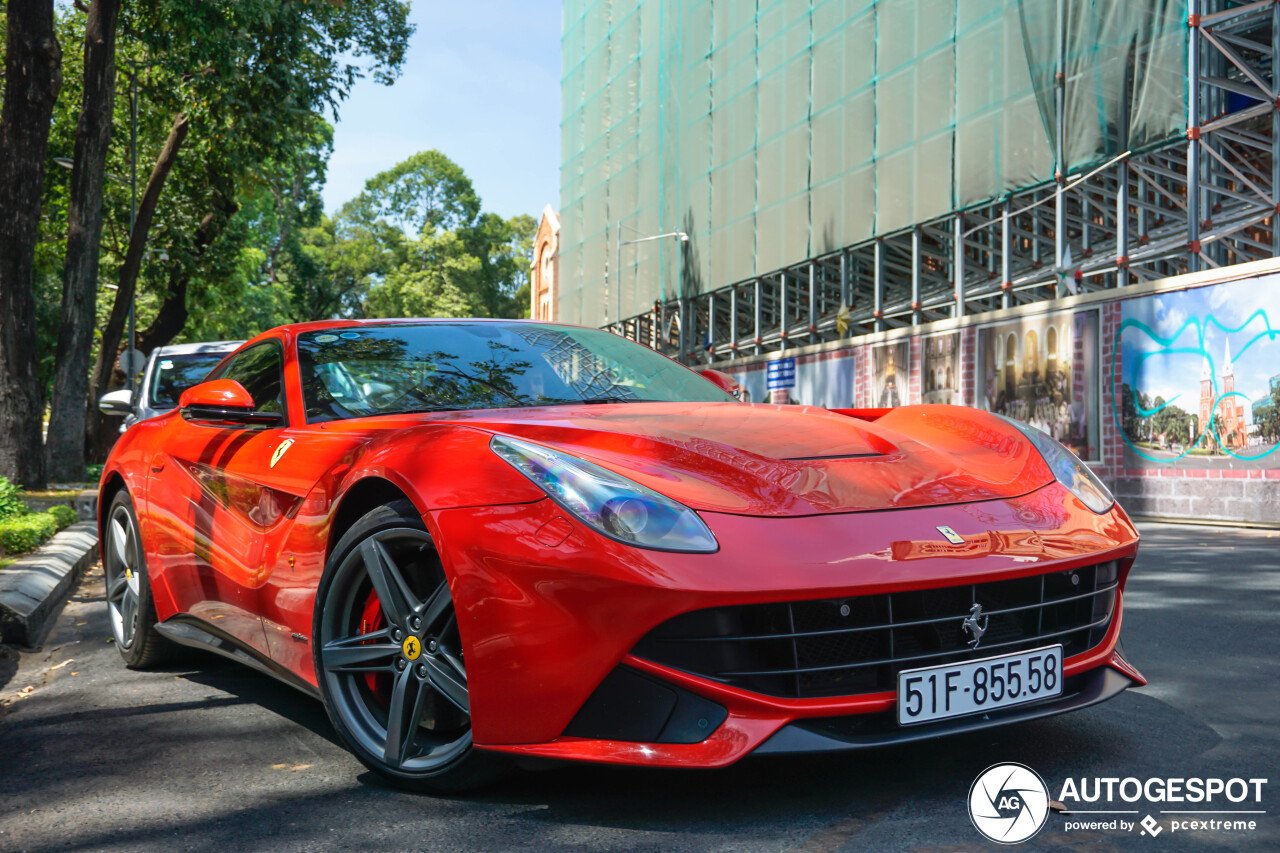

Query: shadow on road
[0,522,1275,852]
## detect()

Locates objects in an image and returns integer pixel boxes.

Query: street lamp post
[614,228,689,353]
[126,60,141,395]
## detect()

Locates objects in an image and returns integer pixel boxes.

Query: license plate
[897,645,1063,725]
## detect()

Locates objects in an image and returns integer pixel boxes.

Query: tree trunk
[135,273,189,355]
[84,111,189,463]
[0,2,62,489]
[46,0,120,483]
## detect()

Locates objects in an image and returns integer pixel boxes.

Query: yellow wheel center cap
[402,636,422,661]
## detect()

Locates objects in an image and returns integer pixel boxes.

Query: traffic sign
[766,357,796,390]
[118,348,146,377]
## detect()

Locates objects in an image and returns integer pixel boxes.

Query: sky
[1120,278,1280,423]
[322,1,561,221]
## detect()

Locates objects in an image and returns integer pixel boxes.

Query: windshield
[149,352,231,409]
[296,323,734,422]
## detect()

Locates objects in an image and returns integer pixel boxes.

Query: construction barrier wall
[710,258,1280,525]
[560,0,1187,327]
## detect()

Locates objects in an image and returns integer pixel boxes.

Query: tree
[80,0,414,463]
[351,151,538,322]
[365,229,483,319]
[45,0,120,482]
[0,2,62,488]
[342,149,481,235]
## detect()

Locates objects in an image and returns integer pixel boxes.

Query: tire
[313,500,508,792]
[103,490,173,669]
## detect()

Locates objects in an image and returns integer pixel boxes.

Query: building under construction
[557,0,1279,363]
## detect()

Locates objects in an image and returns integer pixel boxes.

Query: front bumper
[429,480,1142,768]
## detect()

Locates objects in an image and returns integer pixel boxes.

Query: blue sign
[766,357,796,390]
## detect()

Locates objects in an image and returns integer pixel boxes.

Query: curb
[0,521,100,647]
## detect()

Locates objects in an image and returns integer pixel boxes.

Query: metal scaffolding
[604,1,1280,364]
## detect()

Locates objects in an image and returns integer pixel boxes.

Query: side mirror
[98,388,134,417]
[701,368,743,400]
[179,379,283,428]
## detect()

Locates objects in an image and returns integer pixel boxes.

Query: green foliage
[342,150,481,235]
[17,1,415,405]
[0,477,27,522]
[12,3,539,436]
[49,505,78,530]
[0,513,57,556]
[352,151,538,322]
[366,230,483,318]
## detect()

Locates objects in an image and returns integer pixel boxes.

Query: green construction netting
[559,0,1187,327]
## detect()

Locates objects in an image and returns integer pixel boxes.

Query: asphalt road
[1,522,1277,852]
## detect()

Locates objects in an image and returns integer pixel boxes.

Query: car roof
[239,318,602,348]
[150,341,245,357]
[280,318,578,334]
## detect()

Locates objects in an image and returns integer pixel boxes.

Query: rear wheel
[314,501,507,792]
[103,490,172,668]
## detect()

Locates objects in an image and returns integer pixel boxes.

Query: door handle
[151,461,165,473]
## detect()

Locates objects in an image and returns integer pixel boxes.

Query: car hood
[439,402,1054,517]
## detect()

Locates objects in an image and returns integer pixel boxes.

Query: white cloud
[1152,296,1189,340]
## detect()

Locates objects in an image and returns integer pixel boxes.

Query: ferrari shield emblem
[270,439,295,469]
[936,525,964,545]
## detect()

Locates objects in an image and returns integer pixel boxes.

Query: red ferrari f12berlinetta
[99,319,1143,791]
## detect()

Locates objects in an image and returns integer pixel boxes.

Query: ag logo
[968,763,1050,844]
[270,439,295,469]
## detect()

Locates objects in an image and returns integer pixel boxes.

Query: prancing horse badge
[936,525,964,545]
[271,439,295,469]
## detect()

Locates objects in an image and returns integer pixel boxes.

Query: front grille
[632,561,1119,699]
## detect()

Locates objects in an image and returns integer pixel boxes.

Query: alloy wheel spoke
[107,574,129,603]
[420,581,452,635]
[125,523,137,568]
[110,518,130,568]
[121,593,138,639]
[384,667,429,767]
[322,637,399,674]
[424,653,469,715]
[439,648,466,685]
[361,539,421,629]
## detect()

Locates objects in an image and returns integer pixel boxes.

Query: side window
[217,343,286,418]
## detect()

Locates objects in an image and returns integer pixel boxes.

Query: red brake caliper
[358,591,391,705]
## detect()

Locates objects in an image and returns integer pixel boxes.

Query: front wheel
[313,501,507,792]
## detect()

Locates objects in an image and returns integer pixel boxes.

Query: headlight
[1002,417,1114,514]
[490,435,719,553]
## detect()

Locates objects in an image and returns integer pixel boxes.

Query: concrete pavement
[0,522,1276,852]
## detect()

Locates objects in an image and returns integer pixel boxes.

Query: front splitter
[754,665,1138,755]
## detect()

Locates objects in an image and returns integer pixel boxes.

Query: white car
[98,340,244,431]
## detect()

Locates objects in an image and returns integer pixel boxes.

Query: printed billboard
[870,340,910,408]
[977,309,1100,461]
[1115,277,1280,468]
[921,332,962,405]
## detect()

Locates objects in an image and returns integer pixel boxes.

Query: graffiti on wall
[977,310,1100,461]
[1115,278,1280,467]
